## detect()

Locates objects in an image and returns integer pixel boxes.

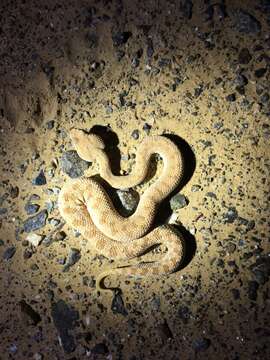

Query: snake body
[58,129,185,291]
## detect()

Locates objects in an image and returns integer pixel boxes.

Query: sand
[0,0,269,359]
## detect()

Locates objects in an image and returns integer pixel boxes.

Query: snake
[58,129,186,292]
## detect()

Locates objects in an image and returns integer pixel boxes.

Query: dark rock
[51,300,79,353]
[91,343,109,355]
[170,193,189,210]
[223,207,238,223]
[23,210,48,233]
[112,31,132,46]
[178,306,192,324]
[231,9,261,34]
[60,150,90,178]
[193,338,211,352]
[62,248,81,272]
[235,74,248,87]
[32,170,47,186]
[82,275,96,288]
[3,246,16,260]
[238,48,252,64]
[111,291,128,316]
[143,123,152,134]
[131,129,139,140]
[261,93,269,103]
[46,120,55,129]
[247,280,259,301]
[146,38,154,58]
[24,203,40,215]
[0,208,7,215]
[19,300,41,326]
[254,68,267,78]
[231,288,240,300]
[116,189,139,215]
[0,239,4,246]
[180,0,193,19]
[9,186,19,198]
[226,93,236,102]
[156,320,173,342]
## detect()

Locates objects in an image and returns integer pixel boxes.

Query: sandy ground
[0,0,269,359]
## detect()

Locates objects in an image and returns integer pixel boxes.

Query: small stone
[116,189,139,215]
[143,123,152,134]
[9,186,19,198]
[3,246,16,260]
[0,239,4,246]
[254,68,267,78]
[231,288,240,300]
[23,210,48,233]
[231,9,261,34]
[131,129,139,140]
[180,0,193,19]
[19,300,41,326]
[226,242,236,254]
[0,208,7,216]
[46,120,54,129]
[170,194,189,210]
[51,300,79,353]
[112,31,132,46]
[91,343,109,355]
[32,170,47,186]
[191,185,201,192]
[26,233,43,247]
[25,203,40,215]
[111,291,128,316]
[226,93,236,102]
[82,275,96,288]
[261,93,269,103]
[54,231,67,242]
[60,150,90,178]
[238,48,252,64]
[193,338,211,352]
[247,280,259,301]
[223,207,238,223]
[33,353,43,360]
[156,320,173,342]
[62,248,81,272]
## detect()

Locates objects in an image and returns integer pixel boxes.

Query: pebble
[238,48,252,64]
[226,93,236,102]
[23,210,48,233]
[26,233,43,247]
[247,280,259,301]
[19,300,41,326]
[62,248,81,272]
[180,0,193,19]
[60,150,90,178]
[51,300,79,353]
[0,208,8,215]
[32,170,47,186]
[170,193,189,210]
[231,9,261,34]
[254,68,267,78]
[24,203,40,215]
[0,239,4,246]
[9,186,19,198]
[223,207,238,223]
[131,129,139,140]
[112,31,132,46]
[111,291,128,316]
[116,189,139,214]
[3,246,16,260]
[91,343,109,355]
[193,338,211,352]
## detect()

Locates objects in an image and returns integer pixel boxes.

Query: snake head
[70,128,105,161]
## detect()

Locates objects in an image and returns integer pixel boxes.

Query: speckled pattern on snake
[58,129,186,292]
